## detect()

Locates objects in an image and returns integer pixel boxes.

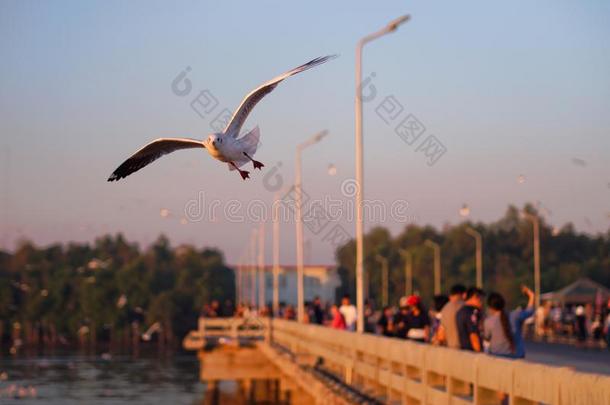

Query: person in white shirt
[339,294,357,331]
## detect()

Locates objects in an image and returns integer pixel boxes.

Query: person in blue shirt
[509,285,535,358]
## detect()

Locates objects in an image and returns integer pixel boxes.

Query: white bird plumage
[108,55,336,182]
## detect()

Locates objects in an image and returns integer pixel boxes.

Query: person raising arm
[509,285,535,358]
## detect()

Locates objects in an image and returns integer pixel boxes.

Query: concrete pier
[184,318,610,405]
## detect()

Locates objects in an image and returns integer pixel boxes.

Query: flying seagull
[108,55,336,182]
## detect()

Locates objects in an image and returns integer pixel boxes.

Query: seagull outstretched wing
[223,55,337,137]
[108,138,204,182]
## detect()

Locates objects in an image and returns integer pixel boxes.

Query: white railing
[183,317,267,350]
[199,317,267,338]
[269,319,610,405]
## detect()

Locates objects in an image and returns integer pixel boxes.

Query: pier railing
[183,317,267,350]
[199,316,267,338]
[184,317,610,404]
[269,318,610,405]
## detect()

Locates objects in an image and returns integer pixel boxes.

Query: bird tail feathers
[228,126,261,171]
[236,126,261,155]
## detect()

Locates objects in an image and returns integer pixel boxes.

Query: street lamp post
[235,255,244,308]
[375,254,389,307]
[239,247,248,307]
[249,229,257,307]
[272,192,281,317]
[424,239,441,295]
[236,261,242,305]
[399,248,413,297]
[258,223,266,310]
[465,227,483,289]
[355,14,410,333]
[236,248,244,305]
[295,130,328,322]
[523,212,541,320]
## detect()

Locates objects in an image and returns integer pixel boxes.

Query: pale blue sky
[1,0,609,264]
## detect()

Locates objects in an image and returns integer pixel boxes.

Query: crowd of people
[202,285,610,358]
[323,285,538,358]
[534,300,609,346]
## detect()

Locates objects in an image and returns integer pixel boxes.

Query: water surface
[0,350,205,404]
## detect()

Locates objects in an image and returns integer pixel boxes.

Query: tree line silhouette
[0,234,234,349]
[335,204,610,308]
[1,203,608,348]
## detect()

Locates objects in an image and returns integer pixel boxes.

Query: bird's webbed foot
[238,169,250,180]
[230,161,251,180]
[243,152,264,170]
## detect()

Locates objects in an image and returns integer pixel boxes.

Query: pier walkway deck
[184,317,610,405]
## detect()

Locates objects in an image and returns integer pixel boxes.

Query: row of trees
[335,204,610,308]
[0,234,234,349]
[1,203,608,348]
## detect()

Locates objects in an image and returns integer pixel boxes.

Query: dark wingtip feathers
[291,54,338,76]
[304,54,338,69]
[107,168,131,182]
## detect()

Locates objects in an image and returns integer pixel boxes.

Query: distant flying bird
[108,55,336,182]
[571,158,587,167]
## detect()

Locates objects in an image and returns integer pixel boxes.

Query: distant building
[236,265,340,306]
